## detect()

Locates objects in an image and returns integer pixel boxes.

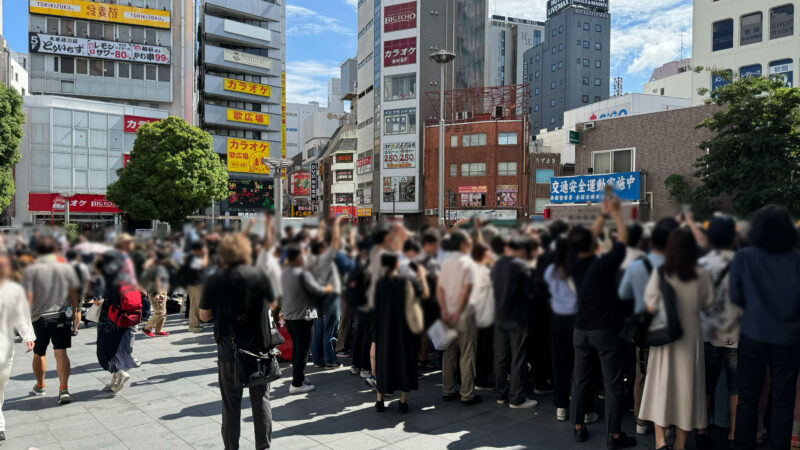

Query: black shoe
[399,401,409,414]
[0,431,5,441]
[461,395,482,406]
[375,401,385,412]
[656,446,672,450]
[607,432,637,450]
[443,393,459,401]
[574,427,588,442]
[695,433,711,450]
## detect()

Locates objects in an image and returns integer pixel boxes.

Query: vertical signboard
[383,37,417,67]
[281,71,287,179]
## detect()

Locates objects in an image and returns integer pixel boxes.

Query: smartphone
[603,184,614,201]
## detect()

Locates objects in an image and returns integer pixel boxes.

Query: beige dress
[638,267,714,431]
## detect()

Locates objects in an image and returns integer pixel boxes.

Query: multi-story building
[525,0,611,133]
[197,0,286,217]
[355,0,488,224]
[319,121,357,219]
[487,15,545,88]
[645,0,799,104]
[27,0,195,122]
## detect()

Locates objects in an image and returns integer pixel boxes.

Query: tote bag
[643,267,683,347]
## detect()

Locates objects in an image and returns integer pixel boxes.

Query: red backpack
[108,282,143,328]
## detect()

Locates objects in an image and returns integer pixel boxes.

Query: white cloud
[286,5,351,36]
[286,60,342,105]
[344,0,358,8]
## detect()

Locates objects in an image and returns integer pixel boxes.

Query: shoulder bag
[643,267,683,347]
[405,280,425,335]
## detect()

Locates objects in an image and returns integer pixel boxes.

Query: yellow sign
[357,208,372,217]
[223,78,271,97]
[226,138,270,174]
[29,0,171,29]
[281,71,287,179]
[226,109,269,126]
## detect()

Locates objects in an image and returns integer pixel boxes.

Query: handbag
[470,266,495,329]
[85,301,103,323]
[643,267,683,347]
[404,280,425,335]
[234,343,282,388]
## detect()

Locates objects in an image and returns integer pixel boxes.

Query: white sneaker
[509,399,539,409]
[556,408,568,421]
[350,366,360,376]
[636,424,650,435]
[288,383,316,395]
[112,371,130,393]
[103,374,118,392]
[360,370,370,379]
[584,412,599,424]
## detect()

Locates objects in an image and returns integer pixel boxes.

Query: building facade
[487,15,544,88]
[197,0,286,216]
[28,0,195,122]
[525,0,610,133]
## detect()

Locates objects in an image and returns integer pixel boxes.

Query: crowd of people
[0,198,799,450]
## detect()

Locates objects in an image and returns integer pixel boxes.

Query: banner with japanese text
[281,71,287,179]
[226,109,269,126]
[226,138,271,174]
[223,78,271,97]
[384,37,416,67]
[382,142,416,169]
[29,0,170,29]
[29,33,170,64]
[28,193,120,213]
[290,172,311,195]
[123,115,161,133]
[549,171,641,203]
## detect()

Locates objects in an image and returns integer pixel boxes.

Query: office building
[355,0,488,223]
[525,0,611,133]
[487,15,545,88]
[197,0,286,216]
[27,0,195,122]
[645,0,799,104]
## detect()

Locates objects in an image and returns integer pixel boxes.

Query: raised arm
[330,216,343,252]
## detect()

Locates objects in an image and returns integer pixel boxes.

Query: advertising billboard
[384,37,416,67]
[227,138,270,174]
[226,109,269,126]
[28,193,120,213]
[382,142,416,169]
[223,78,271,97]
[227,179,274,210]
[29,33,170,64]
[383,176,416,202]
[546,0,608,17]
[29,0,171,29]
[357,155,372,174]
[496,185,518,207]
[123,115,161,133]
[384,2,417,32]
[223,49,271,69]
[549,171,641,203]
[290,172,311,196]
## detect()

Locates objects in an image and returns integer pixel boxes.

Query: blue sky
[4,0,692,105]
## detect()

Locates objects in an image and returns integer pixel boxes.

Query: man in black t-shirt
[568,196,637,449]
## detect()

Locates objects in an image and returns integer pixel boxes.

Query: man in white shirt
[437,230,481,405]
[0,252,36,441]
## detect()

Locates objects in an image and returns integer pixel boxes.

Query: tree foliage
[0,83,24,212]
[106,117,228,228]
[694,69,800,217]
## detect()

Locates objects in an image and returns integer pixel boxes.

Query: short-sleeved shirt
[573,242,626,331]
[22,255,80,321]
[699,249,740,348]
[438,253,476,315]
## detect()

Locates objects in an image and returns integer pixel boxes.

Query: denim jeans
[311,295,340,366]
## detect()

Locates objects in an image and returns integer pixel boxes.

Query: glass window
[450,164,457,177]
[450,135,458,147]
[613,150,633,173]
[583,77,589,85]
[534,105,539,112]
[741,12,763,45]
[558,25,564,33]
[535,54,541,62]
[47,18,59,34]
[118,26,131,43]
[146,65,157,81]
[75,21,88,37]
[551,64,557,72]
[104,24,114,40]
[145,29,158,45]
[498,132,518,145]
[595,42,601,50]
[384,73,416,101]
[461,133,487,147]
[770,5,794,39]
[593,149,633,174]
[103,61,115,77]
[90,60,103,76]
[739,64,762,78]
[384,108,416,135]
[583,23,590,30]
[551,81,557,89]
[535,169,554,183]
[583,59,589,67]
[596,24,602,32]
[551,47,557,55]
[76,58,88,74]
[582,95,589,103]
[460,162,486,176]
[60,19,74,36]
[558,43,564,51]
[118,62,130,78]
[550,117,556,124]
[550,99,556,106]
[551,29,557,37]
[60,57,74,74]
[596,60,601,68]
[131,27,145,44]
[593,152,611,174]
[583,40,590,48]
[577,40,581,46]
[595,78,602,86]
[498,162,517,176]
[558,61,563,69]
[712,19,734,51]
[535,71,540,79]
[131,63,144,80]
[158,66,170,82]
[89,22,103,39]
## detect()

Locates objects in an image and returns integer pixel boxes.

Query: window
[60,57,74,74]
[74,58,87,74]
[583,59,589,67]
[740,12,763,45]
[592,149,634,174]
[577,40,581,46]
[384,73,416,101]
[131,27,145,44]
[551,63,557,72]
[450,164,458,177]
[596,60,602,68]
[577,22,582,28]
[712,19,734,51]
[461,133,487,147]
[460,162,486,176]
[534,105,540,112]
[552,29,557,37]
[534,198,549,214]
[584,23,590,30]
[450,135,458,147]
[770,5,794,40]
[118,62,129,78]
[558,43,564,51]
[551,99,556,106]
[596,24,602,32]
[103,61,115,78]
[146,65,157,81]
[739,64,762,78]
[551,47,557,55]
[118,25,131,43]
[158,66,170,82]
[595,42,601,50]
[769,59,794,86]
[582,95,589,103]
[535,169,554,183]
[75,21,87,37]
[535,54,540,62]
[47,18,59,34]
[498,162,517,176]
[90,60,103,76]
[595,96,601,102]
[535,71,540,79]
[551,81,557,89]
[595,78,602,86]
[550,117,556,124]
[559,25,564,33]
[583,77,589,85]
[534,88,540,95]
[498,132,518,145]
[60,19,74,36]
[384,108,416,135]
[89,22,103,39]
[558,61,563,69]
[131,63,144,80]
[460,192,485,207]
[583,40,590,48]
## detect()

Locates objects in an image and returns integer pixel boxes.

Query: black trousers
[476,326,495,387]
[571,328,624,434]
[551,314,576,409]
[217,340,272,449]
[351,311,373,373]
[734,335,800,450]
[528,303,553,390]
[494,321,529,405]
[285,319,314,388]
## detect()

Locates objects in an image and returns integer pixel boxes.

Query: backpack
[345,259,371,309]
[72,263,85,299]
[108,281,143,328]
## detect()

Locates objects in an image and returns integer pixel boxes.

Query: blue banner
[550,171,641,204]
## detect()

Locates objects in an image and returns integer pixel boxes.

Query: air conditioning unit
[425,208,438,216]
[456,111,465,120]
[584,122,595,130]
[465,111,474,119]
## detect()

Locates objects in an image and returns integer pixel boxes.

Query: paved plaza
[3,315,671,449]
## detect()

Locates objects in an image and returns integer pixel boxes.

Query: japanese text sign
[226,109,269,126]
[382,142,415,169]
[384,2,417,32]
[123,115,161,133]
[290,172,311,196]
[549,171,641,203]
[28,193,120,213]
[458,186,487,194]
[29,33,170,64]
[226,138,271,174]
[384,37,416,67]
[223,78,271,97]
[356,156,372,174]
[29,0,170,29]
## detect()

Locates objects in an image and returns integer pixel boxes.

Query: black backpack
[345,259,371,309]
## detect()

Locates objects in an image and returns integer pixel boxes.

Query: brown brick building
[423,119,528,225]
[548,105,716,222]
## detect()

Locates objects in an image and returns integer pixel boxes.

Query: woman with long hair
[638,228,713,450]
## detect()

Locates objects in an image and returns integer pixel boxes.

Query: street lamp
[429,49,456,227]
[262,157,293,238]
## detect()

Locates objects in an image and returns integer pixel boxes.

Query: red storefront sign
[384,37,416,67]
[28,193,121,214]
[123,154,131,167]
[384,2,417,32]
[329,205,356,219]
[123,115,161,133]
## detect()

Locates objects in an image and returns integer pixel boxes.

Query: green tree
[107,116,228,228]
[695,69,800,217]
[0,83,24,212]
